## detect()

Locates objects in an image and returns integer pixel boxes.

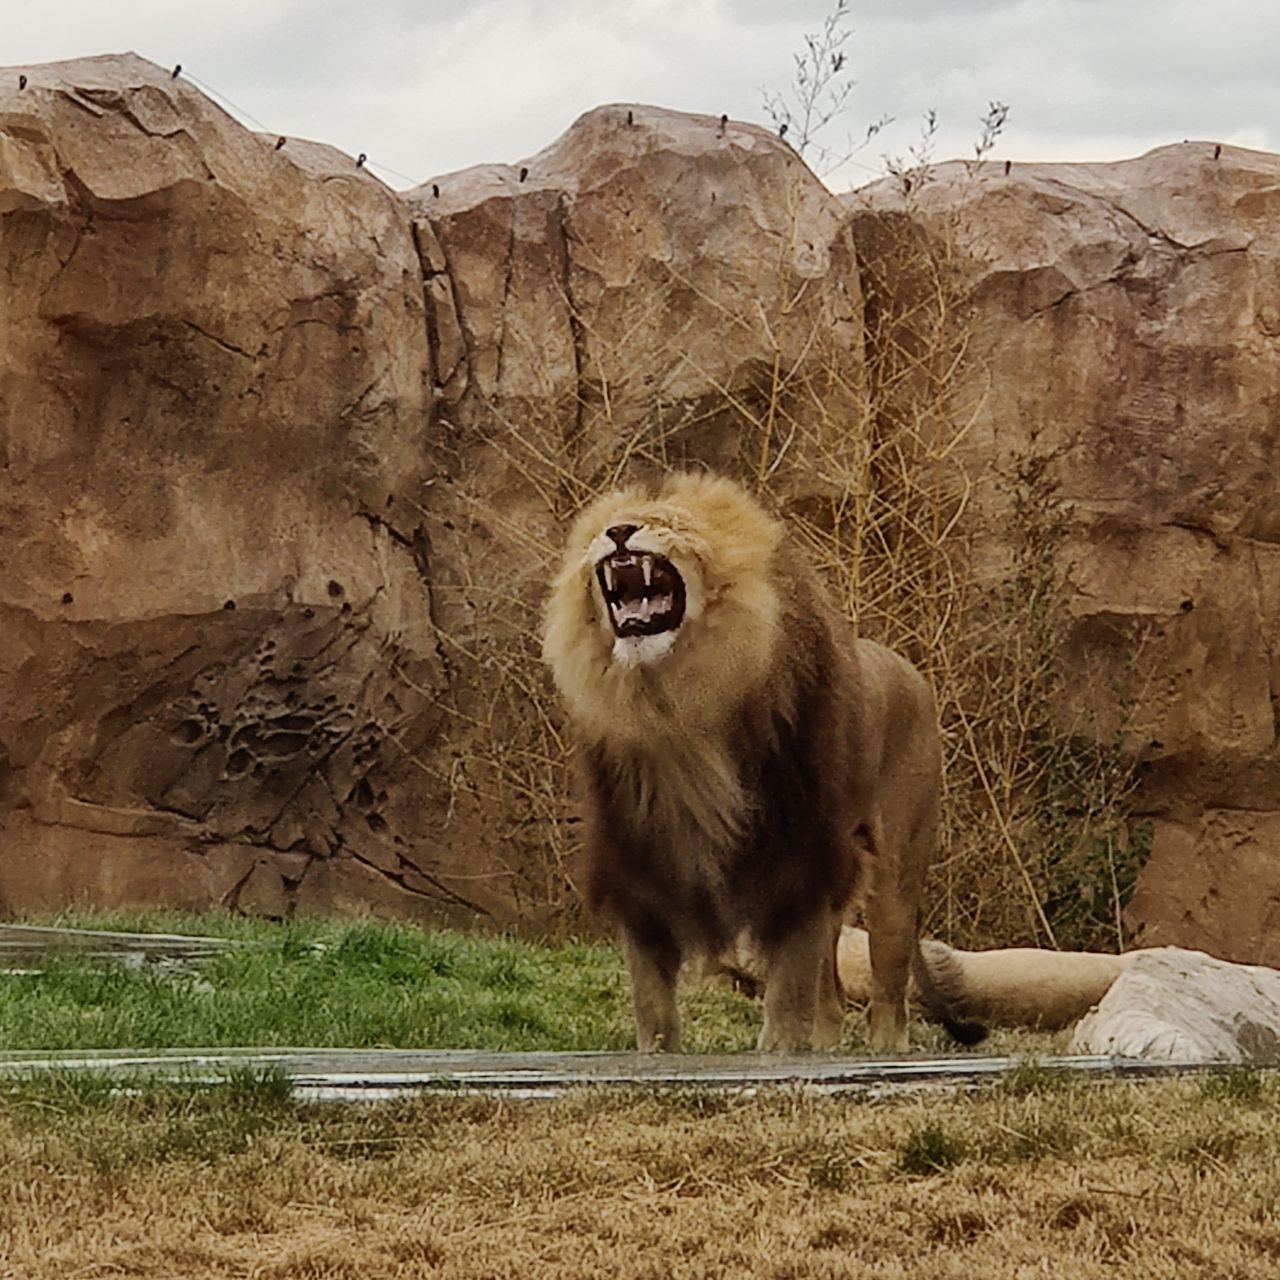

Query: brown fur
[543,473,971,1052]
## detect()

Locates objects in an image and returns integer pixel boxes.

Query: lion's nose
[605,523,640,548]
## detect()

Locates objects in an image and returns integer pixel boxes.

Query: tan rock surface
[3,57,1279,949]
[412,103,860,435]
[854,146,1280,960]
[1124,813,1280,966]
[401,103,869,903]
[0,54,496,924]
[2,63,868,927]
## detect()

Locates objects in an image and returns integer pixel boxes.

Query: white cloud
[5,0,1280,189]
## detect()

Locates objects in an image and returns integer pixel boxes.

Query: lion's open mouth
[597,551,686,638]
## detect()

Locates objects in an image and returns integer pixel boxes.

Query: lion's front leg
[621,929,682,1053]
[758,912,844,1052]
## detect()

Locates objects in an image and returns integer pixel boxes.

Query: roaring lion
[542,472,980,1053]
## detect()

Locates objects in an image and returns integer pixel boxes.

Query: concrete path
[0,923,245,969]
[0,1047,1213,1101]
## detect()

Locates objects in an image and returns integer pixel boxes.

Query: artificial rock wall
[2,54,1278,956]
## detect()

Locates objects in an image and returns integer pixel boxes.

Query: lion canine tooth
[604,562,616,592]
[642,558,653,588]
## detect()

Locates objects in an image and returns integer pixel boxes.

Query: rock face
[1,54,1278,951]
[412,104,860,439]
[851,150,1280,960]
[0,54,487,924]
[1,60,867,926]
[1072,948,1280,1062]
[407,101,863,639]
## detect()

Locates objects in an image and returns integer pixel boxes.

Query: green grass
[900,1120,967,1175]
[0,915,637,1052]
[0,912,1063,1056]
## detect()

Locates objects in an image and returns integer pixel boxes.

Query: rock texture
[398,104,868,911]
[412,103,859,438]
[853,148,1280,960]
[0,61,869,925]
[1071,948,1280,1062]
[407,101,863,636]
[0,54,494,924]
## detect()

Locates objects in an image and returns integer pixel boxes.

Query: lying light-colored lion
[837,926,1140,1030]
[543,472,981,1053]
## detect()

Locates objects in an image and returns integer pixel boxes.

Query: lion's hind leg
[865,905,915,1053]
[814,920,846,1049]
[864,829,922,1055]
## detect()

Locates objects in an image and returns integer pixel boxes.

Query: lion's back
[848,637,942,867]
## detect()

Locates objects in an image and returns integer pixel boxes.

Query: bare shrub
[406,25,1145,952]
[843,184,1148,951]
[760,0,891,176]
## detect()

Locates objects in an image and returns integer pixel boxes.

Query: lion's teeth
[642,558,653,588]
[604,562,616,592]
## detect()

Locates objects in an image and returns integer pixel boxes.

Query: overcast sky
[9,1,1280,191]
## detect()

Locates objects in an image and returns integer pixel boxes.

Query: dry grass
[2,1072,1279,1278]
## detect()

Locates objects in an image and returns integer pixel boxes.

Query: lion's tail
[911,938,989,1047]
